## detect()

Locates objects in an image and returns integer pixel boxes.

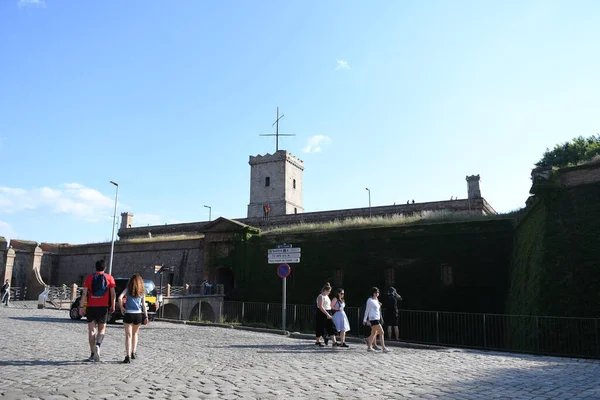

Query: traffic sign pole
[282,276,286,331]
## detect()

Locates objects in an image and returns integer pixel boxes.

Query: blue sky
[1,0,599,244]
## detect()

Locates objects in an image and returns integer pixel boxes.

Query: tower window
[265,177,270,187]
[441,264,453,286]
[294,208,297,214]
[293,179,296,189]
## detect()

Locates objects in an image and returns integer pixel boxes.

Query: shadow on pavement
[222,343,356,353]
[8,316,77,324]
[0,360,87,366]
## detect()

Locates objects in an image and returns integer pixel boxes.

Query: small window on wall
[265,177,270,187]
[334,268,343,286]
[293,179,296,189]
[441,264,453,286]
[385,268,395,286]
[294,208,297,214]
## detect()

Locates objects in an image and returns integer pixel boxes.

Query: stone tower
[247,150,304,218]
[120,212,134,229]
[466,175,482,199]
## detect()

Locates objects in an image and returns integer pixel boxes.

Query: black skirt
[315,310,327,337]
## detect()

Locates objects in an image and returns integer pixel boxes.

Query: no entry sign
[277,263,291,279]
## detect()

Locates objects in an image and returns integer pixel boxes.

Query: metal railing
[9,286,27,301]
[158,285,223,297]
[217,301,599,359]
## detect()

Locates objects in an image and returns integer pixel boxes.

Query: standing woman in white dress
[331,288,350,347]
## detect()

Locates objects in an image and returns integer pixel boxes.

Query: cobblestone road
[0,306,599,399]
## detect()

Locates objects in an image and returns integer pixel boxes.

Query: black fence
[221,301,600,359]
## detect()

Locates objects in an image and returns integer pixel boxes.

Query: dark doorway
[216,267,235,296]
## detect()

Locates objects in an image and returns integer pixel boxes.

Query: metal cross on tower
[260,107,295,152]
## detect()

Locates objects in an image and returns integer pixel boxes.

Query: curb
[233,325,289,335]
[156,318,234,328]
[156,318,446,350]
[287,331,446,350]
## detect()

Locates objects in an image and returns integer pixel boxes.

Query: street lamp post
[204,205,212,221]
[108,181,119,275]
[365,188,371,217]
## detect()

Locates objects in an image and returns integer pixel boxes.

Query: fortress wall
[55,238,205,287]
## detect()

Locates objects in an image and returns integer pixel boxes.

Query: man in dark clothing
[383,286,402,341]
[1,280,10,306]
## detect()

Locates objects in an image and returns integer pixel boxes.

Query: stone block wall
[11,250,32,289]
[559,162,600,187]
[55,238,204,288]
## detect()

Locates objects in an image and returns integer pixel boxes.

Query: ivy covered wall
[507,184,600,318]
[212,219,514,313]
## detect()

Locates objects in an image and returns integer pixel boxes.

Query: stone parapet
[558,161,600,187]
[249,150,304,170]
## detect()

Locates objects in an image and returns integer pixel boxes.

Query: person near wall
[314,282,338,347]
[1,280,10,306]
[331,287,350,347]
[79,260,116,362]
[363,287,391,353]
[118,273,149,364]
[383,286,403,341]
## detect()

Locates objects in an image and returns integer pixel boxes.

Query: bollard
[71,283,78,302]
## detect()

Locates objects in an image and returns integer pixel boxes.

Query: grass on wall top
[261,210,520,235]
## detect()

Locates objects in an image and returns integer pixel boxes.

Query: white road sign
[268,253,301,260]
[268,257,300,264]
[268,248,301,254]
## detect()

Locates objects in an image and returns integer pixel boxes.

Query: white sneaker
[373,345,382,351]
[382,347,391,353]
[367,347,374,352]
[93,345,100,362]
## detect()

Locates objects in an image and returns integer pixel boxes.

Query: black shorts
[86,306,109,324]
[369,320,381,326]
[123,313,144,325]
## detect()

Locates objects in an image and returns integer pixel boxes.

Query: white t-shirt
[363,297,381,322]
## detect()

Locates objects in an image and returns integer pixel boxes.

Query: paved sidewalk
[0,307,599,399]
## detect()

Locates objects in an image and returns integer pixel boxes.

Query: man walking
[383,286,402,341]
[1,280,10,306]
[79,260,116,362]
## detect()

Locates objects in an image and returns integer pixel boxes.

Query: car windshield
[144,281,157,297]
[115,279,157,297]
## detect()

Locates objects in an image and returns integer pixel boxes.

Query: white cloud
[0,221,18,240]
[18,0,45,8]
[302,135,332,153]
[0,183,118,222]
[335,59,350,70]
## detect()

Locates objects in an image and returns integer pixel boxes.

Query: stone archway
[216,266,235,296]
[159,303,180,319]
[190,301,216,322]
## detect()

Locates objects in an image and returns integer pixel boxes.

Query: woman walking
[314,282,338,347]
[118,274,149,363]
[363,287,390,353]
[331,288,350,347]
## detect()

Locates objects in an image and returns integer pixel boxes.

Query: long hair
[335,287,345,304]
[321,282,332,293]
[128,274,145,298]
